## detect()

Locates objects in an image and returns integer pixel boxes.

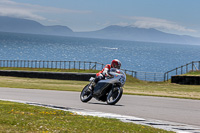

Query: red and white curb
[1,99,200,133]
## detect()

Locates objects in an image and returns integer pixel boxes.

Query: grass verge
[0,100,173,132]
[183,70,200,76]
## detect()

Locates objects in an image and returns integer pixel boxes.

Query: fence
[0,60,164,82]
[0,60,105,70]
[121,69,164,82]
[164,61,200,81]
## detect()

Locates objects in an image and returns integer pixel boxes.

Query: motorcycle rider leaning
[90,59,121,89]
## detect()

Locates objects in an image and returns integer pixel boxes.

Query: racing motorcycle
[80,68,126,105]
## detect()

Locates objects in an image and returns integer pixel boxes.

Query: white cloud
[0,7,47,20]
[121,16,196,32]
[0,0,91,21]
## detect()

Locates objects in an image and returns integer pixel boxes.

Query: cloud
[0,0,91,21]
[121,16,196,32]
[0,7,47,20]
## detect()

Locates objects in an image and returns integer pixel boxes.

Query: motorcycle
[80,68,126,105]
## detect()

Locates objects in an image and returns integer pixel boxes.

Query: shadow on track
[88,102,124,106]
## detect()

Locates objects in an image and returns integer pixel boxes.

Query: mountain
[76,25,200,45]
[0,16,73,36]
[0,16,200,45]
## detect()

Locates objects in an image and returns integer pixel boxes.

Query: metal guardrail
[164,61,200,81]
[0,60,164,82]
[134,71,164,82]
[121,69,164,82]
[0,60,104,70]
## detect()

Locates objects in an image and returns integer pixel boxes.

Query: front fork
[110,84,115,93]
[88,79,95,91]
[111,84,121,92]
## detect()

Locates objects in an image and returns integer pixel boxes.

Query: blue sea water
[0,32,200,73]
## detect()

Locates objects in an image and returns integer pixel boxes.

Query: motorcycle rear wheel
[106,87,123,105]
[80,84,93,103]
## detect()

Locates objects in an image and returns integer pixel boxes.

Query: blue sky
[1,0,200,37]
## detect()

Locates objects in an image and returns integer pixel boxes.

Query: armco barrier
[0,70,96,81]
[171,75,200,85]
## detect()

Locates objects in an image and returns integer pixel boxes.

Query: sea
[0,31,200,73]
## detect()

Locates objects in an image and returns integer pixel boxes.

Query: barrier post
[64,61,66,69]
[192,61,194,71]
[84,61,85,70]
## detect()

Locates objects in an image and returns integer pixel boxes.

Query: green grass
[0,67,200,100]
[0,100,173,132]
[183,70,200,76]
[0,67,99,73]
[0,76,87,92]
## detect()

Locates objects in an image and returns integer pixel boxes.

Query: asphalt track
[0,87,200,128]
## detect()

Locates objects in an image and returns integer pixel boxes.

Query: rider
[92,59,121,87]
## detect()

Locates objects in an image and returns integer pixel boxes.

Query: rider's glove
[103,68,109,77]
[98,74,104,79]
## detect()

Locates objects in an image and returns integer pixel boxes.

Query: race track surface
[0,87,200,127]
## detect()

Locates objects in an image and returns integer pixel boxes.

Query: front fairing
[108,68,126,87]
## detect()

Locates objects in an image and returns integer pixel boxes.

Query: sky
[0,0,200,37]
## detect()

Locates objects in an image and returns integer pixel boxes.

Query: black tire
[106,87,123,105]
[80,84,93,103]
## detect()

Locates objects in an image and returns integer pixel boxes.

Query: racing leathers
[95,64,111,83]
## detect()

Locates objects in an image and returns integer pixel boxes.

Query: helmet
[111,59,121,69]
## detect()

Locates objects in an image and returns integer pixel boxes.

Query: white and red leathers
[96,64,111,79]
[94,59,121,84]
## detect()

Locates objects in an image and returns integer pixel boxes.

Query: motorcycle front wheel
[106,87,123,105]
[80,84,93,103]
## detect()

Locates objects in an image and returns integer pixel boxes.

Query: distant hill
[0,16,73,36]
[76,25,200,45]
[0,16,200,45]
